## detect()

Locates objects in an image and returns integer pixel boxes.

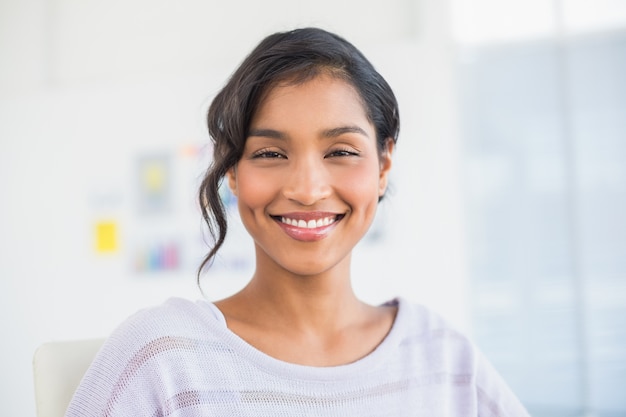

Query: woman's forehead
[254,74,367,118]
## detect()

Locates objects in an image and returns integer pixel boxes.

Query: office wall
[0,1,467,416]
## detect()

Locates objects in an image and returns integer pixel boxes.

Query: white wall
[0,1,467,415]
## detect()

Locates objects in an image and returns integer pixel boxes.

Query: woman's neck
[213,250,397,366]
[224,253,364,334]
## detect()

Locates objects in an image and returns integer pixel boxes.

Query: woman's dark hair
[198,27,400,277]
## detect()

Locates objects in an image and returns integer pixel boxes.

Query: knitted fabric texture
[65,298,529,417]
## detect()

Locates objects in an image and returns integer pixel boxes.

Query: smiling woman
[198,28,400,276]
[65,28,530,417]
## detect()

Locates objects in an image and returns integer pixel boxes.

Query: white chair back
[33,339,105,417]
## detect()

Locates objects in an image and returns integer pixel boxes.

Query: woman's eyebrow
[322,125,369,138]
[247,128,286,140]
[247,125,369,140]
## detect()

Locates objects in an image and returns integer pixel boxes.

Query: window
[453,1,626,415]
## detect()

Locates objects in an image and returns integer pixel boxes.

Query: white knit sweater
[65,298,529,416]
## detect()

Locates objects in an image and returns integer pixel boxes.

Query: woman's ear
[378,138,394,197]
[226,166,238,196]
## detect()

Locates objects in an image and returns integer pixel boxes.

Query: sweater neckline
[196,297,406,381]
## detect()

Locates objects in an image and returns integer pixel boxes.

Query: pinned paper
[95,221,118,253]
[136,154,171,214]
[133,241,180,273]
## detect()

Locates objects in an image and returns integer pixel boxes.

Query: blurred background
[1,0,625,416]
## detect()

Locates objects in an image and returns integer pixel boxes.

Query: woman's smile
[272,212,345,242]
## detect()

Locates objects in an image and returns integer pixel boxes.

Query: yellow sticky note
[144,163,165,192]
[95,221,118,253]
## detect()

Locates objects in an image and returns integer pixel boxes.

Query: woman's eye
[327,149,358,157]
[252,150,285,159]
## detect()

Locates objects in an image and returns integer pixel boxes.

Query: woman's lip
[272,211,341,221]
[272,214,343,242]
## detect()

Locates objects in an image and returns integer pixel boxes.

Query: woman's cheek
[335,164,381,197]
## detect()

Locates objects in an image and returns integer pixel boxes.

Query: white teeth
[280,216,337,229]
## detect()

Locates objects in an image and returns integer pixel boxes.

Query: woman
[66,27,529,416]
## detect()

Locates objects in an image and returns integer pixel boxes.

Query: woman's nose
[282,158,332,205]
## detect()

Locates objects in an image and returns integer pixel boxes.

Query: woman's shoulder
[120,297,218,326]
[393,298,470,341]
[65,299,230,416]
[85,298,221,370]
[390,298,476,362]
[392,298,530,416]
[110,297,221,339]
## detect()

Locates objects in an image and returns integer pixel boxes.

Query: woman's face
[228,74,393,277]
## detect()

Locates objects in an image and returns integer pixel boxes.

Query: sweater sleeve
[64,311,167,417]
[64,299,206,417]
[474,348,530,417]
